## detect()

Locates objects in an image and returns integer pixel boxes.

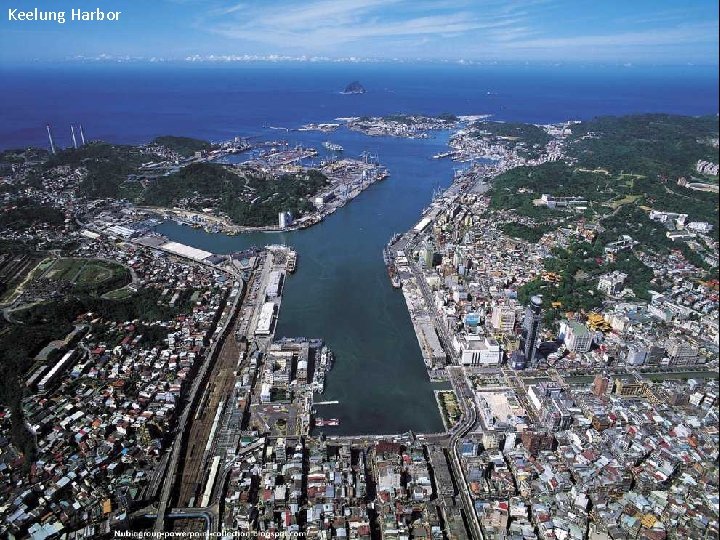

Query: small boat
[322,141,344,152]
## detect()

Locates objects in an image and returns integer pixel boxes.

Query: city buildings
[522,296,543,367]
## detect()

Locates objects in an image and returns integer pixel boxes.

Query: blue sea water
[1,62,717,150]
[1,62,717,435]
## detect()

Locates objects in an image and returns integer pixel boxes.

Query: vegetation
[490,161,627,217]
[378,113,456,124]
[599,205,713,272]
[0,286,184,456]
[474,121,552,148]
[569,114,719,178]
[437,113,458,122]
[40,257,131,295]
[0,317,68,464]
[0,148,48,167]
[31,140,328,226]
[518,235,659,323]
[47,142,152,199]
[144,162,328,226]
[500,223,547,243]
[144,162,237,203]
[567,114,718,227]
[14,288,179,327]
[0,198,66,230]
[0,149,27,164]
[384,114,416,125]
[490,115,720,280]
[152,136,211,157]
[437,391,461,428]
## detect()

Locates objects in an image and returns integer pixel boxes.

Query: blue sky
[1,0,718,64]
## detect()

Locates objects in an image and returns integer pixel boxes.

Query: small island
[342,80,366,94]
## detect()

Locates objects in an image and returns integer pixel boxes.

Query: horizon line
[4,54,719,69]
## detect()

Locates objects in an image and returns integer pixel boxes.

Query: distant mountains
[342,81,366,94]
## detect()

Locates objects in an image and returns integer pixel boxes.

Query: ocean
[1,62,717,150]
[2,62,717,434]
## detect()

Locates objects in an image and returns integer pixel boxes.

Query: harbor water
[155,129,455,435]
[2,62,717,434]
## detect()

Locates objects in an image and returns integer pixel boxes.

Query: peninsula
[1,133,388,234]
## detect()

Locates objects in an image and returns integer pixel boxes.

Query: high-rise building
[561,320,592,353]
[665,338,700,365]
[521,296,543,366]
[491,302,516,334]
[597,271,627,296]
[420,241,435,267]
[278,211,293,228]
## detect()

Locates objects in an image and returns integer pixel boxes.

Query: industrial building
[160,241,213,262]
[458,336,502,366]
[255,302,277,336]
[265,271,284,299]
[37,350,78,392]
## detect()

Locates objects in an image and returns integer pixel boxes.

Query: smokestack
[70,125,78,149]
[79,124,86,145]
[46,124,56,154]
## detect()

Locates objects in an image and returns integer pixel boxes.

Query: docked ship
[315,418,340,427]
[383,233,403,288]
[386,264,401,289]
[376,167,390,181]
[322,141,344,152]
[312,346,334,393]
[286,250,297,273]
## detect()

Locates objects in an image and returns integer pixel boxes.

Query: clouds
[1,0,717,64]
[189,0,718,63]
[201,0,533,53]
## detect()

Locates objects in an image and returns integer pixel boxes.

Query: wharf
[399,271,449,380]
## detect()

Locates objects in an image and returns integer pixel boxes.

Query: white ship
[322,141,344,152]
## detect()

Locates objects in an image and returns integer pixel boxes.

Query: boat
[315,418,340,427]
[386,263,402,289]
[322,141,343,152]
[286,250,297,273]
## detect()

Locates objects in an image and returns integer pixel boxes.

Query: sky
[1,0,718,65]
